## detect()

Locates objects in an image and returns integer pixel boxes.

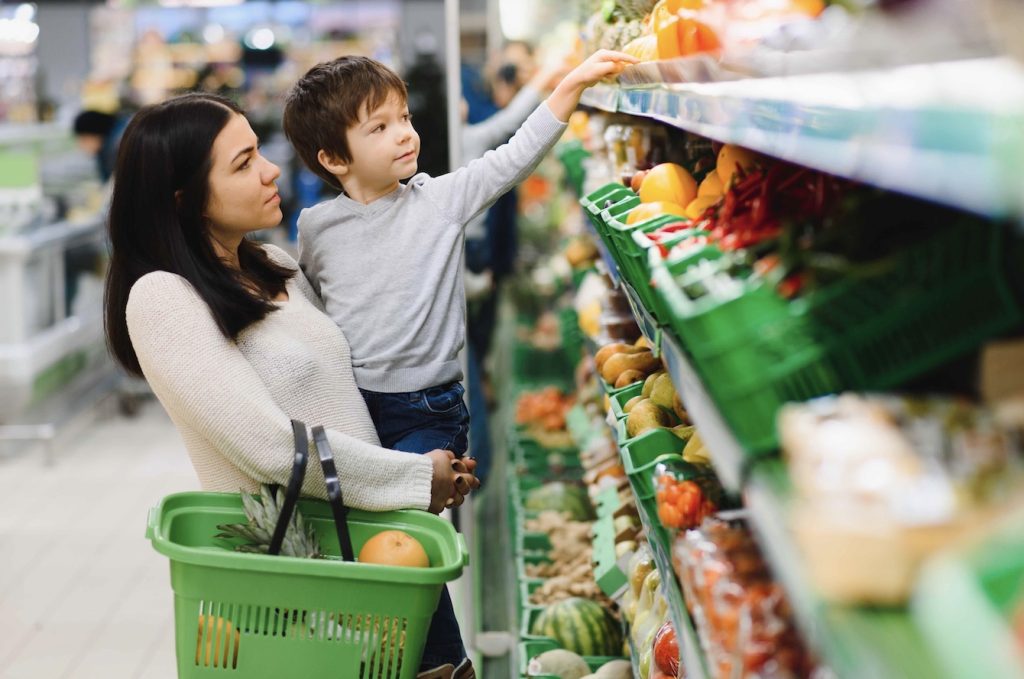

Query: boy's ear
[317,149,348,177]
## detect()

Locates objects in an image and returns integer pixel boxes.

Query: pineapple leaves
[214,485,322,559]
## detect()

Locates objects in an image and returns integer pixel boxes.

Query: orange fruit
[697,172,723,198]
[791,0,825,16]
[716,144,760,188]
[639,163,698,208]
[685,195,721,220]
[625,201,687,225]
[358,530,429,568]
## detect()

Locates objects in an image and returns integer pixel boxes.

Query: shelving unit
[581,57,1024,220]
[563,45,1024,676]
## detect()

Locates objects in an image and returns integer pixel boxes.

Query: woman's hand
[425,450,480,513]
[547,50,640,122]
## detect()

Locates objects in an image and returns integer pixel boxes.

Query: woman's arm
[126,271,435,512]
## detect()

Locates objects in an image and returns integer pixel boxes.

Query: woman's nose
[263,158,281,183]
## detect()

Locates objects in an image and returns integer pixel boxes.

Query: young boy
[282,48,635,677]
[283,49,634,451]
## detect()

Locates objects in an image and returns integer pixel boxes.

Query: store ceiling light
[245,27,275,50]
[12,4,35,22]
[203,23,225,44]
[0,17,39,45]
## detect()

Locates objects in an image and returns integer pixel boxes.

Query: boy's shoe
[416,664,454,679]
[453,658,476,679]
[416,658,475,679]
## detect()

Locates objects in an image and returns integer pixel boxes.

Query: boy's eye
[403,113,412,122]
[373,124,385,133]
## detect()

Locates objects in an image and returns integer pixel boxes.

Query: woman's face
[204,113,282,245]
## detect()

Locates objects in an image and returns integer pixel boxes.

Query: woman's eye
[238,159,251,170]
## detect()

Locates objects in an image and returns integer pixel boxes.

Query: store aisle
[0,401,196,679]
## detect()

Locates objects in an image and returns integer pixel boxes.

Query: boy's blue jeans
[359,381,470,669]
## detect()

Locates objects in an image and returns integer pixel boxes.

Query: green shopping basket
[146,422,469,678]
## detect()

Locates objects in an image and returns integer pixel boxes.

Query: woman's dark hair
[104,92,294,377]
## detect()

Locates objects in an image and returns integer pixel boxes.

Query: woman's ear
[317,149,348,177]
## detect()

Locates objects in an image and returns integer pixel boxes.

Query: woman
[104,93,478,678]
[105,91,477,511]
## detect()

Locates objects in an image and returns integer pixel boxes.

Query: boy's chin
[399,165,418,180]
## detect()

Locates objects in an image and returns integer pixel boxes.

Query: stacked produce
[596,337,661,390]
[583,0,825,66]
[781,394,1024,605]
[674,519,815,679]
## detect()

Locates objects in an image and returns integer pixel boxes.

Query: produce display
[596,337,661,390]
[524,510,613,608]
[781,393,1024,604]
[518,387,577,432]
[501,41,1024,677]
[584,0,823,64]
[654,464,719,531]
[526,483,598,522]
[531,597,626,658]
[674,519,814,679]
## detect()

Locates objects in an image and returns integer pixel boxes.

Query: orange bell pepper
[656,16,682,60]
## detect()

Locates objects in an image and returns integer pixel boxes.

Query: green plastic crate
[619,429,693,501]
[913,509,1024,679]
[609,382,643,421]
[652,222,1023,452]
[592,487,628,597]
[146,492,468,679]
[580,183,635,224]
[556,140,591,197]
[512,343,574,387]
[602,211,687,315]
[519,611,626,663]
[558,307,585,365]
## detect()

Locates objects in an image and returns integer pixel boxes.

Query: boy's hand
[547,49,639,122]
[565,49,639,90]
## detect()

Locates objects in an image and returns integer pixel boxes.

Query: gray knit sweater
[298,102,567,392]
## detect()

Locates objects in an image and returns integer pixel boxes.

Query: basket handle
[268,420,310,556]
[311,425,356,562]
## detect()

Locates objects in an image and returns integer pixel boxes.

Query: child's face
[343,92,419,190]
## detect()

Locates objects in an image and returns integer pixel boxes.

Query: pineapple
[215,484,321,558]
[615,0,658,21]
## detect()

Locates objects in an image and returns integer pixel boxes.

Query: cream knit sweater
[125,244,434,511]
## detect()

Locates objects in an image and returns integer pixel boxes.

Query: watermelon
[530,598,623,657]
[524,482,596,521]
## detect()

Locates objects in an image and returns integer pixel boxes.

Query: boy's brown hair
[283,56,408,189]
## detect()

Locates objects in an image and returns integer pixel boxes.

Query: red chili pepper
[778,273,805,299]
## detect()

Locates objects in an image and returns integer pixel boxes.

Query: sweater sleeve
[125,272,434,511]
[423,101,567,228]
[296,212,323,298]
[461,86,543,161]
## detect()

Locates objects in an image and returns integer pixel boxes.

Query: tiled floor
[0,400,197,679]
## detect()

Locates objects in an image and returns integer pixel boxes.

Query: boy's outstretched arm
[420,49,637,226]
[546,50,639,122]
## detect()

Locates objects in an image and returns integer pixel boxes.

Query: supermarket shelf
[580,57,1024,220]
[612,403,709,679]
[658,329,746,494]
[745,461,947,679]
